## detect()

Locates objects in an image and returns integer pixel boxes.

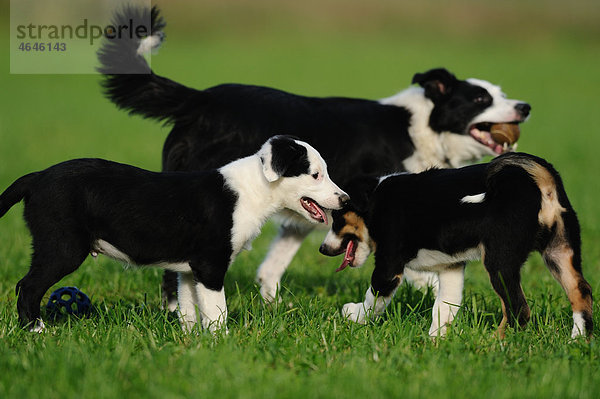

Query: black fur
[269,136,311,178]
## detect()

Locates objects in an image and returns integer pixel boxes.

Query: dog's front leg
[177,272,199,332]
[195,283,228,334]
[428,264,464,337]
[256,224,311,303]
[343,266,401,324]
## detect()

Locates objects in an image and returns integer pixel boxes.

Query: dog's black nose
[319,243,329,255]
[516,102,531,118]
[338,193,350,206]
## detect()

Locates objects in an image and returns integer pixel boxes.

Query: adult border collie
[0,136,348,333]
[97,6,531,306]
[319,153,592,339]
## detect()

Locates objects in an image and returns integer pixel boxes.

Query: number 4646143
[18,42,66,51]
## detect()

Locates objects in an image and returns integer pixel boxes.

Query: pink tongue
[309,201,328,224]
[335,241,355,272]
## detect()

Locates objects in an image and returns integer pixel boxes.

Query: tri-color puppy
[0,136,348,333]
[320,153,592,338]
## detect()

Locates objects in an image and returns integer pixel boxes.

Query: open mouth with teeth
[335,239,356,272]
[301,197,328,224]
[469,122,520,154]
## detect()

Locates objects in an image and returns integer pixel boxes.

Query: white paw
[428,323,448,338]
[571,325,585,339]
[259,281,283,304]
[571,313,586,339]
[29,319,46,333]
[167,298,178,313]
[342,302,368,324]
[179,319,197,334]
[202,319,228,335]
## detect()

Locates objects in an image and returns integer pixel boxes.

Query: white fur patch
[159,262,192,273]
[571,312,586,338]
[92,239,132,265]
[405,248,481,272]
[30,319,45,333]
[429,267,464,337]
[136,34,163,55]
[196,283,228,333]
[177,272,198,332]
[220,155,279,261]
[461,193,486,204]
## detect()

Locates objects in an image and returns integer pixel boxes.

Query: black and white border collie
[0,136,348,333]
[97,7,531,305]
[320,153,592,339]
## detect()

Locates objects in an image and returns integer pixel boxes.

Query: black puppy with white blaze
[97,7,532,305]
[0,136,348,333]
[320,153,592,338]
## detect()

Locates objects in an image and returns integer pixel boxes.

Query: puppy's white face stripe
[467,79,526,125]
[461,193,486,204]
[275,140,347,215]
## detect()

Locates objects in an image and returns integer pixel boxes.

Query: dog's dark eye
[474,96,491,105]
[312,172,320,180]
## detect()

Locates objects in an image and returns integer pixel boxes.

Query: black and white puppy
[320,153,592,338]
[0,136,348,333]
[98,7,531,304]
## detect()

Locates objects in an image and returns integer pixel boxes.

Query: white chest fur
[219,156,279,261]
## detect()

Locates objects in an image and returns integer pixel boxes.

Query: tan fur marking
[496,301,508,339]
[520,162,566,230]
[340,212,368,242]
[479,243,486,265]
[546,247,592,314]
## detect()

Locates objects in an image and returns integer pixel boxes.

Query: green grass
[1,1,600,398]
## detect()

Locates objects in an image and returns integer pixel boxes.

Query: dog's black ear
[259,135,310,182]
[344,176,378,213]
[412,68,457,102]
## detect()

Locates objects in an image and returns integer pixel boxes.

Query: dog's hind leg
[429,264,464,337]
[16,236,89,332]
[256,223,312,303]
[542,217,593,337]
[483,253,530,338]
[162,271,179,312]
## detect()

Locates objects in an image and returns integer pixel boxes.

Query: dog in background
[320,153,592,338]
[98,6,531,306]
[0,136,348,333]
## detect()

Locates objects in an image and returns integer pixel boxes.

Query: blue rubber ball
[46,286,91,317]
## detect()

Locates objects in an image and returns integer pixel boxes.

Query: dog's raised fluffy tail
[97,6,199,123]
[0,173,38,219]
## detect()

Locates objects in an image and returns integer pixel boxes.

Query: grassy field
[1,1,600,398]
